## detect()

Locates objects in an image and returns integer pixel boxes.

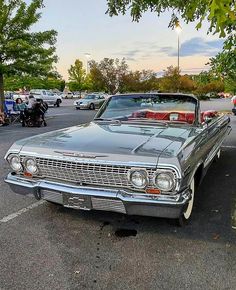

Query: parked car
[30,89,62,107]
[74,94,106,110]
[62,92,80,99]
[4,93,231,225]
[231,95,236,115]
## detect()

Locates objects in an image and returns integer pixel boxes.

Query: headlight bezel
[153,170,177,192]
[127,168,149,189]
[23,157,39,175]
[8,154,23,172]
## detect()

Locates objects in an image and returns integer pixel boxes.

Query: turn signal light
[24,172,33,178]
[146,188,161,194]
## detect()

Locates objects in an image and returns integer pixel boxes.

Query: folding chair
[4,100,21,124]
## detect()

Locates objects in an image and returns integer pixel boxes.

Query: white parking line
[0,200,45,223]
[222,145,236,149]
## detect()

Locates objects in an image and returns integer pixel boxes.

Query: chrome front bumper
[5,173,191,219]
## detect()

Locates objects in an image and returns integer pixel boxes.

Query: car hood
[14,122,198,165]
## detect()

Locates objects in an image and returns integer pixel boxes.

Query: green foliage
[195,80,225,98]
[159,66,180,92]
[4,75,65,91]
[68,59,86,92]
[0,0,58,109]
[121,70,159,93]
[89,58,129,94]
[106,0,235,39]
[208,37,236,93]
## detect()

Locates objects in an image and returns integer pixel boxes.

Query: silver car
[4,93,230,225]
[74,94,105,110]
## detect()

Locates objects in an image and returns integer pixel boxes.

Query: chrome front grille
[91,197,126,214]
[25,157,156,191]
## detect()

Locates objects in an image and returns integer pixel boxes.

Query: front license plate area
[63,193,91,210]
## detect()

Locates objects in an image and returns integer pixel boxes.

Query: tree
[68,59,86,95]
[106,0,235,39]
[195,80,225,98]
[89,61,106,92]
[122,70,159,92]
[179,75,196,92]
[0,0,58,110]
[89,58,129,94]
[208,38,236,93]
[160,66,180,92]
[4,75,65,91]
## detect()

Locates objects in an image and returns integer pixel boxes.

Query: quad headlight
[8,155,23,172]
[128,169,148,189]
[24,158,38,174]
[154,172,176,192]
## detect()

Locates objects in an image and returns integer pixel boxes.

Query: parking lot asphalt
[0,99,235,290]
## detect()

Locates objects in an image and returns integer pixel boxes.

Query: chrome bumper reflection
[5,173,190,218]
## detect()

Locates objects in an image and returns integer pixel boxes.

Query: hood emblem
[54,151,107,159]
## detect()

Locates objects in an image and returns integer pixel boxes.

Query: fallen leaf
[213,234,220,240]
[211,209,219,213]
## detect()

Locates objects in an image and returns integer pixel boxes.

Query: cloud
[170,37,224,57]
[114,49,141,59]
[113,37,223,63]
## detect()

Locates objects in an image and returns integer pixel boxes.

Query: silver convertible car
[4,94,231,225]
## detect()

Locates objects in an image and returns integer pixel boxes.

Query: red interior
[130,110,218,124]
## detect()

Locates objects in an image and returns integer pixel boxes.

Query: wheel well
[194,164,204,189]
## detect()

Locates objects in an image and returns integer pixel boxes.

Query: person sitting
[0,108,8,126]
[14,98,28,127]
[15,97,28,112]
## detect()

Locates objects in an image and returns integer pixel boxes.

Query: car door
[93,96,100,108]
[197,114,230,168]
[95,96,105,108]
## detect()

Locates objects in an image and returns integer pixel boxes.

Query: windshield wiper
[126,118,168,126]
[94,118,121,124]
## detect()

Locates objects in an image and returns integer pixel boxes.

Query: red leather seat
[131,110,218,124]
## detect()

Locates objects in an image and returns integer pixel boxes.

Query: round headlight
[9,155,22,172]
[25,158,38,174]
[154,172,175,192]
[128,170,148,189]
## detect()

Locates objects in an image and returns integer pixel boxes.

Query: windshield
[83,95,96,100]
[96,94,197,124]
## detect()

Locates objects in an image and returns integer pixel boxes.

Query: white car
[30,90,62,107]
[12,94,29,102]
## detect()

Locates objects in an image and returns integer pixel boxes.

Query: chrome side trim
[204,126,231,168]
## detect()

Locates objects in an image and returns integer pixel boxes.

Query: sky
[32,0,224,80]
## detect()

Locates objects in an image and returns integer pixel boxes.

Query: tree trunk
[0,72,4,111]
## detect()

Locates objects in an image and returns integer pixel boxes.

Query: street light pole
[84,53,91,75]
[175,22,182,72]
[177,33,180,71]
[175,22,182,92]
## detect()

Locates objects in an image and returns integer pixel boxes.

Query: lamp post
[175,22,182,72]
[84,53,91,75]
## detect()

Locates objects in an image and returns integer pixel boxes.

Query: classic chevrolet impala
[4,93,231,225]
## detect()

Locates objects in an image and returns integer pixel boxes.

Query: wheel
[76,107,80,110]
[89,103,95,110]
[43,121,47,127]
[175,178,195,226]
[56,100,60,107]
